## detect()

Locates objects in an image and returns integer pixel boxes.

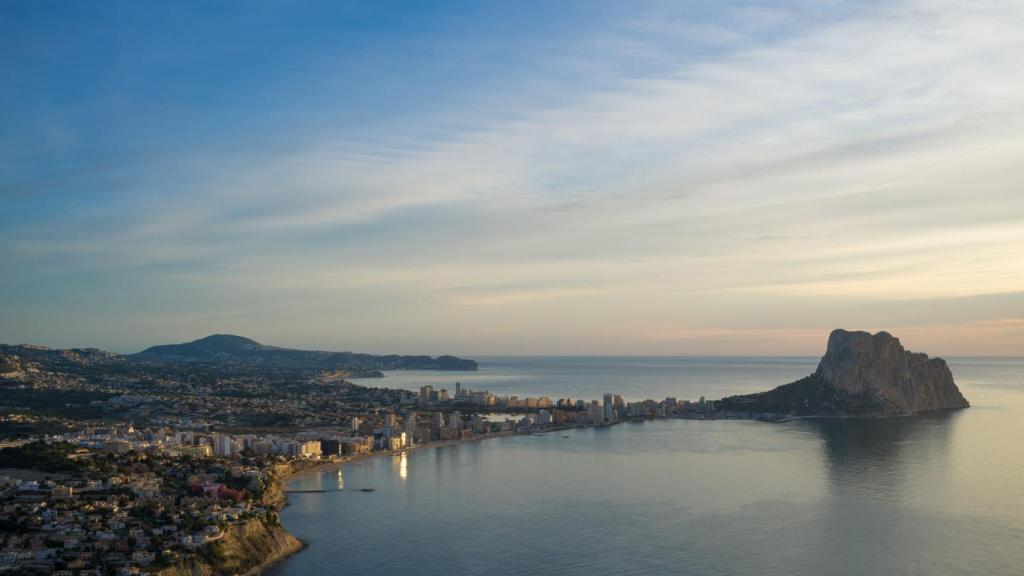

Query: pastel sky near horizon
[2,0,1023,356]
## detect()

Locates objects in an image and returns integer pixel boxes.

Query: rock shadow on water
[801,411,967,575]
[809,411,962,495]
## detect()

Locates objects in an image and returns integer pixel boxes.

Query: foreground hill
[130,334,478,374]
[718,329,969,416]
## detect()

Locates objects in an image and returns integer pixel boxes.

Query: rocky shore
[154,464,302,576]
[154,516,303,576]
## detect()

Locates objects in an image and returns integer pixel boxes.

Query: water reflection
[336,469,344,491]
[811,411,960,499]
[394,451,407,480]
[270,359,1024,576]
[805,412,963,575]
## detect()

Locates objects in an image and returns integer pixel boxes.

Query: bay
[268,357,1024,576]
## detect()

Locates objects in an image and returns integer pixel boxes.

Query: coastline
[227,412,913,574]
[239,527,307,576]
[254,429,533,574]
[254,416,812,574]
[284,428,528,483]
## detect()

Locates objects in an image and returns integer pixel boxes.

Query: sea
[266,356,1024,576]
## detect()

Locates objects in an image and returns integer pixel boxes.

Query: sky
[1,0,1023,356]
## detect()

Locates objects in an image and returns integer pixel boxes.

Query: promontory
[718,329,969,416]
[130,334,478,375]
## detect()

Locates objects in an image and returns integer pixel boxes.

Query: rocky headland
[718,329,969,416]
[156,464,303,576]
[154,516,303,576]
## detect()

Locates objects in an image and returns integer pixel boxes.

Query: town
[1,343,735,575]
[2,386,722,575]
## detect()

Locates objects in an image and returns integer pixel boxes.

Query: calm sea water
[269,357,1024,576]
[360,355,824,402]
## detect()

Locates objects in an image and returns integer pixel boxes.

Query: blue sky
[2,0,1023,355]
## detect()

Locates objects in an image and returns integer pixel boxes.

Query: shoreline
[260,427,580,573]
[284,428,528,483]
[277,416,773,488]
[252,430,532,574]
[234,410,944,574]
[241,538,307,576]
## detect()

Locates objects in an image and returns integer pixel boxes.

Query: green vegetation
[0,441,119,475]
[0,417,75,439]
[0,441,83,472]
[717,374,893,416]
[0,384,113,418]
[238,412,296,427]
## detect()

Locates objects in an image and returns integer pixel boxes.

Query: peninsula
[133,334,479,376]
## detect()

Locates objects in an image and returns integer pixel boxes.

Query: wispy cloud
[2,0,1023,353]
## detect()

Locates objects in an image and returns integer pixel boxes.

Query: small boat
[562,436,570,438]
[359,488,375,493]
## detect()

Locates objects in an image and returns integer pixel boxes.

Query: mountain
[136,334,275,358]
[131,334,478,373]
[718,329,969,416]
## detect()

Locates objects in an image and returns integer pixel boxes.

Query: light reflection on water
[395,452,407,481]
[270,357,1024,576]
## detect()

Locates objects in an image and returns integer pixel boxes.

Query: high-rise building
[388,432,407,451]
[404,412,417,446]
[471,414,487,433]
[603,393,614,422]
[320,439,340,456]
[213,432,235,457]
[613,395,625,414]
[419,385,434,405]
[537,409,551,426]
[298,440,322,459]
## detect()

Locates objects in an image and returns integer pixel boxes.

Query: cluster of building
[3,346,732,576]
[417,382,558,409]
[0,441,280,575]
[203,409,539,463]
[417,383,718,425]
[201,394,718,464]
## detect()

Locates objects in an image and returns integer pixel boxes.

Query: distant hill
[136,334,277,358]
[130,334,478,374]
[717,329,968,416]
[0,344,124,374]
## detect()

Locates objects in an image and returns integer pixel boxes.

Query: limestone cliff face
[222,516,303,575]
[156,516,303,576]
[815,330,968,413]
[718,329,969,416]
[259,464,292,510]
